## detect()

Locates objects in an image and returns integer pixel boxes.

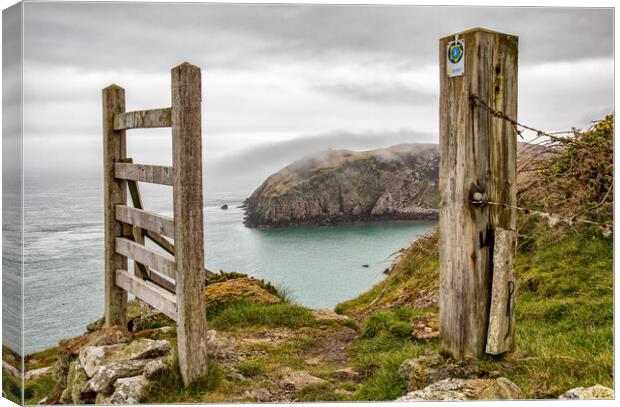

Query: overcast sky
[18,2,613,186]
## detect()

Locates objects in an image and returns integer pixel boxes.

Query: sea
[11,171,435,355]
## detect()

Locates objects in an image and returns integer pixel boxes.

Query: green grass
[2,370,22,404]
[480,221,613,398]
[349,307,439,400]
[342,217,612,401]
[294,383,351,401]
[361,308,429,339]
[237,360,265,378]
[25,347,57,371]
[142,356,224,403]
[207,300,317,330]
[24,374,57,405]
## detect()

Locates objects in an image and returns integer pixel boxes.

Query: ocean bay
[22,172,435,354]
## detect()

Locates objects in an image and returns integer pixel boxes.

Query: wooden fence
[102,62,208,386]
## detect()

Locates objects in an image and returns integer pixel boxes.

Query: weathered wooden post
[103,84,128,327]
[439,28,518,358]
[171,62,210,384]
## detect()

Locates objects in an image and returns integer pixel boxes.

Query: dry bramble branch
[469,94,613,232]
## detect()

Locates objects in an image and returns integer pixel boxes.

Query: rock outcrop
[397,377,522,401]
[243,144,439,227]
[398,352,480,392]
[559,384,614,400]
[48,329,173,405]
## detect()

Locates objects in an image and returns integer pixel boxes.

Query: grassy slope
[335,217,613,400]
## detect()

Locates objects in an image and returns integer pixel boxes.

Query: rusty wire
[468,94,612,232]
[469,94,583,146]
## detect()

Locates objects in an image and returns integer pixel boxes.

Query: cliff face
[243,144,439,228]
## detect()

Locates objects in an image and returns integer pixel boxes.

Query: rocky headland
[243,144,440,228]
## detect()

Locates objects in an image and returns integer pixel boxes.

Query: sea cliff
[243,144,439,228]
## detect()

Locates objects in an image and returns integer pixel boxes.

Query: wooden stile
[146,230,175,256]
[113,107,172,130]
[103,84,128,327]
[116,269,177,320]
[115,205,175,239]
[438,28,518,358]
[120,158,150,280]
[103,62,209,387]
[116,237,176,279]
[114,163,174,186]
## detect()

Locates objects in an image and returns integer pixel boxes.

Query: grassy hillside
[335,115,614,399]
[335,219,612,399]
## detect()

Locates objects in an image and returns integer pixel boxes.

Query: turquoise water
[21,172,435,354]
[202,204,435,309]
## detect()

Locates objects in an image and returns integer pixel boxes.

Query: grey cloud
[315,81,437,105]
[206,128,435,187]
[23,3,613,73]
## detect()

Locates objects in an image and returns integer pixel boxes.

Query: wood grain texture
[114,162,174,186]
[113,107,172,130]
[103,84,128,327]
[439,28,518,358]
[125,172,176,293]
[116,269,177,320]
[115,205,175,238]
[121,159,149,280]
[171,62,209,385]
[116,237,176,279]
[486,228,517,354]
[146,231,175,255]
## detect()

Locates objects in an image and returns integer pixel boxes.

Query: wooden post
[171,62,209,385]
[439,28,518,358]
[103,84,128,327]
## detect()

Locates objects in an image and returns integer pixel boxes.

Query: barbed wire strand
[469,94,612,231]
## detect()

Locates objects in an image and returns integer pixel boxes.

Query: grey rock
[143,357,171,379]
[398,352,480,392]
[87,359,151,394]
[280,370,327,390]
[559,384,614,400]
[79,339,171,378]
[24,366,53,381]
[397,377,521,401]
[110,375,151,404]
[60,360,93,404]
[205,329,236,356]
[243,388,272,402]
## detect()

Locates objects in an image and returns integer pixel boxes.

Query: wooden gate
[102,62,208,385]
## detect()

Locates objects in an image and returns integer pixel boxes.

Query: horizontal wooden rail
[115,163,173,186]
[116,205,175,239]
[116,237,176,279]
[113,108,172,130]
[116,269,177,320]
